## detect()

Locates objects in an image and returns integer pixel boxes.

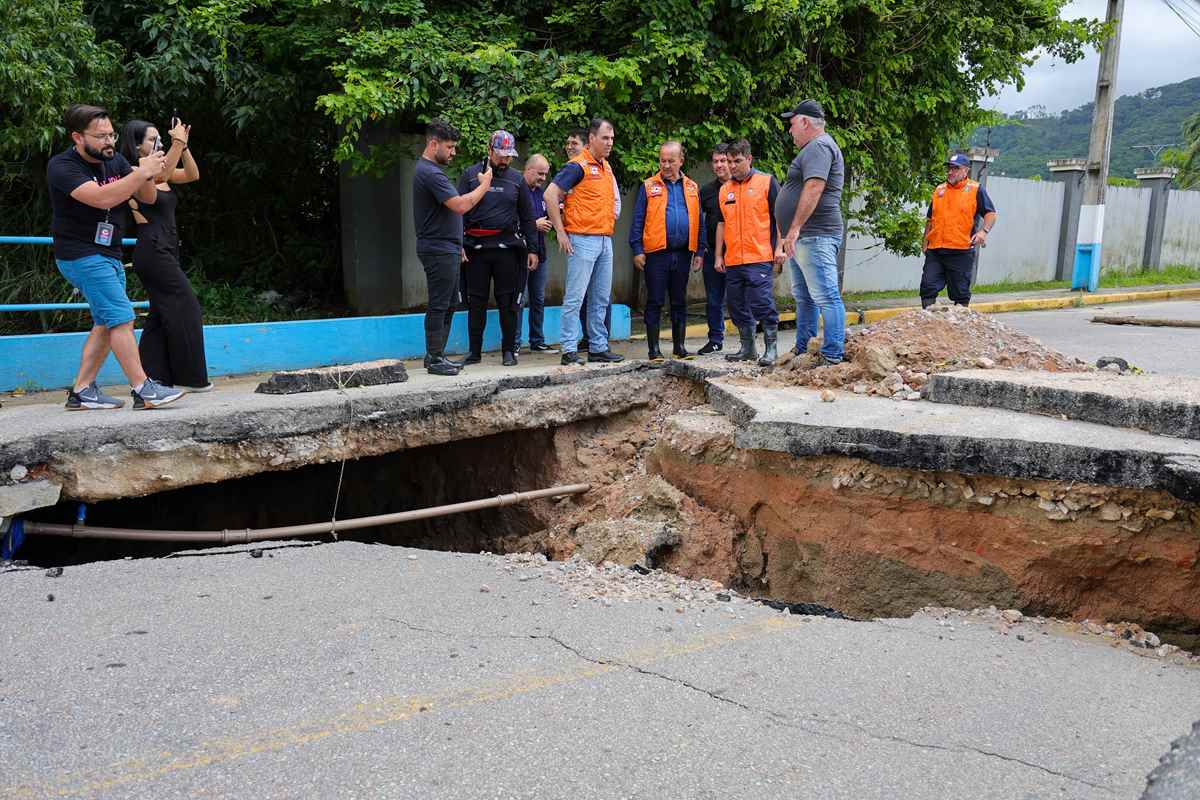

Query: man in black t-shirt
[412,118,493,376]
[697,143,731,355]
[46,104,183,410]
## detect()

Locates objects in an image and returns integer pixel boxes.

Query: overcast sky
[989,0,1200,114]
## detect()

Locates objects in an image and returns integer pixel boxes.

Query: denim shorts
[55,254,135,328]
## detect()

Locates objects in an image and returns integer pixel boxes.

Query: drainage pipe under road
[20,484,591,544]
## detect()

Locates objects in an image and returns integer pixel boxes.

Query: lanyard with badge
[93,160,115,246]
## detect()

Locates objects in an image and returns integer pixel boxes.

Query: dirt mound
[766,304,1089,398]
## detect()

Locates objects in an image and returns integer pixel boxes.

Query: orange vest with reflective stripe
[563,151,616,236]
[926,180,980,250]
[719,171,774,266]
[641,172,701,254]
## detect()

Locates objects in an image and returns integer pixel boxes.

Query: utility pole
[1073,0,1124,291]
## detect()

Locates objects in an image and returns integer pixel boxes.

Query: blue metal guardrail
[0,236,148,312]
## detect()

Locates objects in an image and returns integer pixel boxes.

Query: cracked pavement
[2,541,1197,799]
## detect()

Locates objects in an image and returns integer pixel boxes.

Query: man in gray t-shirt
[776,99,848,365]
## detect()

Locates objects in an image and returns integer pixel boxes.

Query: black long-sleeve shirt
[457,164,537,249]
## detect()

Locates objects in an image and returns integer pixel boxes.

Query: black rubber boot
[646,327,665,361]
[671,319,692,359]
[758,323,778,366]
[724,326,758,362]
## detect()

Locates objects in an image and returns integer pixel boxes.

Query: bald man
[521,154,555,351]
[629,140,705,360]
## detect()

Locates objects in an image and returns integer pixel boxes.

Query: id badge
[95,222,115,247]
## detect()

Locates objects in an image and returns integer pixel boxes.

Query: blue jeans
[524,257,549,346]
[55,254,135,328]
[643,249,691,331]
[789,236,844,363]
[560,234,612,354]
[702,251,726,343]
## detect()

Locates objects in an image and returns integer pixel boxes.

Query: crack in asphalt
[382,616,1116,794]
[541,630,1117,795]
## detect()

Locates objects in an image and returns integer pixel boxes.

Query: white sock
[133,381,147,394]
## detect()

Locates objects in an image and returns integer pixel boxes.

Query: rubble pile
[492,552,753,613]
[769,305,1089,397]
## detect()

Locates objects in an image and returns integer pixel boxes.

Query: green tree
[1161,112,1200,189]
[187,0,1104,255]
[0,0,122,159]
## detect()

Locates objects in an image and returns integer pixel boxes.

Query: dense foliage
[970,77,1200,179]
[1,0,1104,330]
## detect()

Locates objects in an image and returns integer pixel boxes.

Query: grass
[839,265,1200,305]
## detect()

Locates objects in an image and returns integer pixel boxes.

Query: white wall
[1162,189,1200,268]
[1100,185,1151,272]
[974,177,1062,284]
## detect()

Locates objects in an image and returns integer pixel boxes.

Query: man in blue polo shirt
[629,140,705,360]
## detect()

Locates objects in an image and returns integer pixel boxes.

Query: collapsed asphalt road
[2,541,1197,800]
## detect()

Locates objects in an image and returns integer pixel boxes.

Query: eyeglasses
[84,132,119,143]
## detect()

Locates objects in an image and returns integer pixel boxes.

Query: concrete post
[966,147,997,287]
[1135,167,1179,271]
[1047,159,1088,281]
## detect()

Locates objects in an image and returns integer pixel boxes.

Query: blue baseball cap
[946,153,970,168]
[490,130,518,157]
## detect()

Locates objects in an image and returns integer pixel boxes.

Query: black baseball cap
[781,99,825,121]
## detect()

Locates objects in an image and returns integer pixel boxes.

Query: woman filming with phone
[119,117,211,392]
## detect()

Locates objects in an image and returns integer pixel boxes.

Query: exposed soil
[761,304,1090,398]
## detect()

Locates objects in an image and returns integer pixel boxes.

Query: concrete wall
[1100,185,1152,272]
[975,177,1062,284]
[1162,189,1200,268]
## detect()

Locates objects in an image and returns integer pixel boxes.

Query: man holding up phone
[46,104,183,410]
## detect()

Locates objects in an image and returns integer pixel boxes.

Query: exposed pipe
[22,483,590,544]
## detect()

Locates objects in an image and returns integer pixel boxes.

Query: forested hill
[971,76,1200,179]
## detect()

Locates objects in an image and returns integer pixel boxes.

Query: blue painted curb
[0,305,632,392]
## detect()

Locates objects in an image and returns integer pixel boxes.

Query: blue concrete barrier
[0,305,632,391]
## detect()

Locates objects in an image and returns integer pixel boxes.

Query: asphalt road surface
[2,542,1197,800]
[994,300,1200,377]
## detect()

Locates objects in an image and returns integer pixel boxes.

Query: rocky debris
[920,606,1197,662]
[255,359,409,394]
[492,551,753,612]
[764,305,1087,396]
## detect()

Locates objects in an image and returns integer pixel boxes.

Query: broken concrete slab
[255,359,408,394]
[0,480,61,517]
[925,369,1200,441]
[706,380,1200,502]
[0,362,665,506]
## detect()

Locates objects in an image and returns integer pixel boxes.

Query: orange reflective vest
[640,172,701,254]
[563,151,616,236]
[926,179,980,250]
[719,171,774,266]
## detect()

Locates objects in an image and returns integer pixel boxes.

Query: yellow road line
[6,617,799,799]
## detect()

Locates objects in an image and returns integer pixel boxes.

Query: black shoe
[463,351,482,365]
[725,326,759,362]
[646,327,665,361]
[502,350,518,367]
[530,343,554,352]
[758,323,779,366]
[697,341,723,356]
[424,353,464,369]
[426,357,461,376]
[561,352,586,366]
[588,350,625,363]
[671,319,693,359]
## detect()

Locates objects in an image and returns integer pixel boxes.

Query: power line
[1163,0,1200,39]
